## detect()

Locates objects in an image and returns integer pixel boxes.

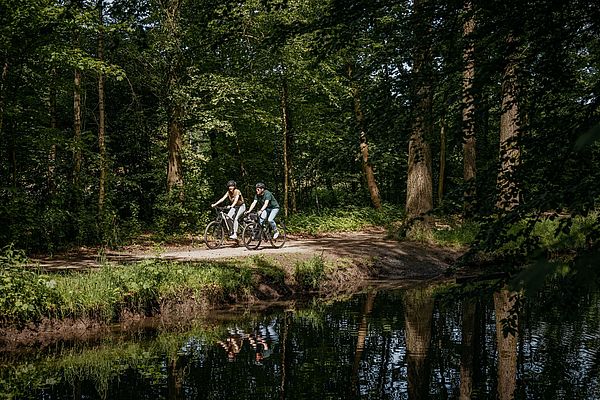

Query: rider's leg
[227,207,236,237]
[267,208,279,235]
[259,209,267,225]
[231,204,246,238]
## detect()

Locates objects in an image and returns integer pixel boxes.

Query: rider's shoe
[229,234,237,240]
[273,230,279,239]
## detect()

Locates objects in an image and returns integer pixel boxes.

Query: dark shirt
[254,189,280,209]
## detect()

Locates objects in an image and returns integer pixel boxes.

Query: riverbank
[1,231,462,345]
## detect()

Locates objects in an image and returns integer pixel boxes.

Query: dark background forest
[1,0,599,261]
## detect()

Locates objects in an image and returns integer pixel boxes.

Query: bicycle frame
[213,207,234,234]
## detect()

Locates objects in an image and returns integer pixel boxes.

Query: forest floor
[31,228,462,282]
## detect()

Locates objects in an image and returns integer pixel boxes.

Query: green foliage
[0,258,260,327]
[0,246,60,326]
[294,256,326,290]
[287,205,404,235]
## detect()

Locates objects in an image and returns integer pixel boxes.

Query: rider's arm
[211,193,228,208]
[231,193,240,207]
[247,199,257,213]
[259,199,270,213]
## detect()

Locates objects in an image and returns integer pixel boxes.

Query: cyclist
[246,182,280,239]
[210,180,246,239]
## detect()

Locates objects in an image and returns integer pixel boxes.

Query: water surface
[1,282,599,399]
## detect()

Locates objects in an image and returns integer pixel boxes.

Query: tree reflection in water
[2,282,599,399]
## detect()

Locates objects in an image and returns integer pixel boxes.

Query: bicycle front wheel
[204,221,225,249]
[242,222,261,250]
[270,221,287,248]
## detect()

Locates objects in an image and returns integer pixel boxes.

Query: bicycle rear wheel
[270,221,287,248]
[204,221,224,249]
[242,222,261,250]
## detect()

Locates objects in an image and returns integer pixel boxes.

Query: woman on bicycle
[246,182,280,239]
[211,180,246,239]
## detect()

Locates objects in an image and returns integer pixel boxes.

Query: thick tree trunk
[404,288,434,400]
[406,0,433,218]
[497,34,521,212]
[347,64,382,210]
[281,71,295,217]
[462,0,477,217]
[494,287,519,400]
[98,0,106,216]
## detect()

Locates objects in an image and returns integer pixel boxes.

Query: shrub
[294,256,326,291]
[0,246,60,326]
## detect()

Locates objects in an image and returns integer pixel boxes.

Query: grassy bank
[0,249,352,329]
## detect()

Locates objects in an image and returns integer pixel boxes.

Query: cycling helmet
[227,180,237,188]
[255,182,266,189]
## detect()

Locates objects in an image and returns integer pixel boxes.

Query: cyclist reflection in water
[210,180,246,240]
[217,320,279,363]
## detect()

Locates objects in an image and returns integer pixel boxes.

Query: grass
[286,205,404,235]
[0,253,293,327]
[293,256,326,290]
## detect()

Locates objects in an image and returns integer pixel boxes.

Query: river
[1,280,599,399]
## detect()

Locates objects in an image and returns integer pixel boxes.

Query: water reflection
[216,320,278,363]
[494,287,519,400]
[1,282,599,399]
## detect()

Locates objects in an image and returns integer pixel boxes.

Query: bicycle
[241,214,287,250]
[204,206,248,249]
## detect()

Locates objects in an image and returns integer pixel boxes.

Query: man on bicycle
[210,180,246,239]
[246,182,280,239]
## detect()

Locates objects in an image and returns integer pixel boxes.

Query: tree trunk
[280,70,295,217]
[0,62,7,136]
[406,0,433,218]
[438,114,446,206]
[48,69,57,194]
[167,103,184,196]
[462,0,477,217]
[347,64,382,210]
[164,0,184,198]
[404,288,434,400]
[73,70,82,187]
[494,287,519,400]
[73,0,83,188]
[496,34,521,212]
[97,0,106,217]
[0,61,10,186]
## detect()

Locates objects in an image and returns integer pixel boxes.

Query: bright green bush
[0,246,60,326]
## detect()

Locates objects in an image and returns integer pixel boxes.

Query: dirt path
[32,231,461,280]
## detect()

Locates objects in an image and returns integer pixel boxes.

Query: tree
[462,0,477,216]
[406,0,434,218]
[97,0,107,218]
